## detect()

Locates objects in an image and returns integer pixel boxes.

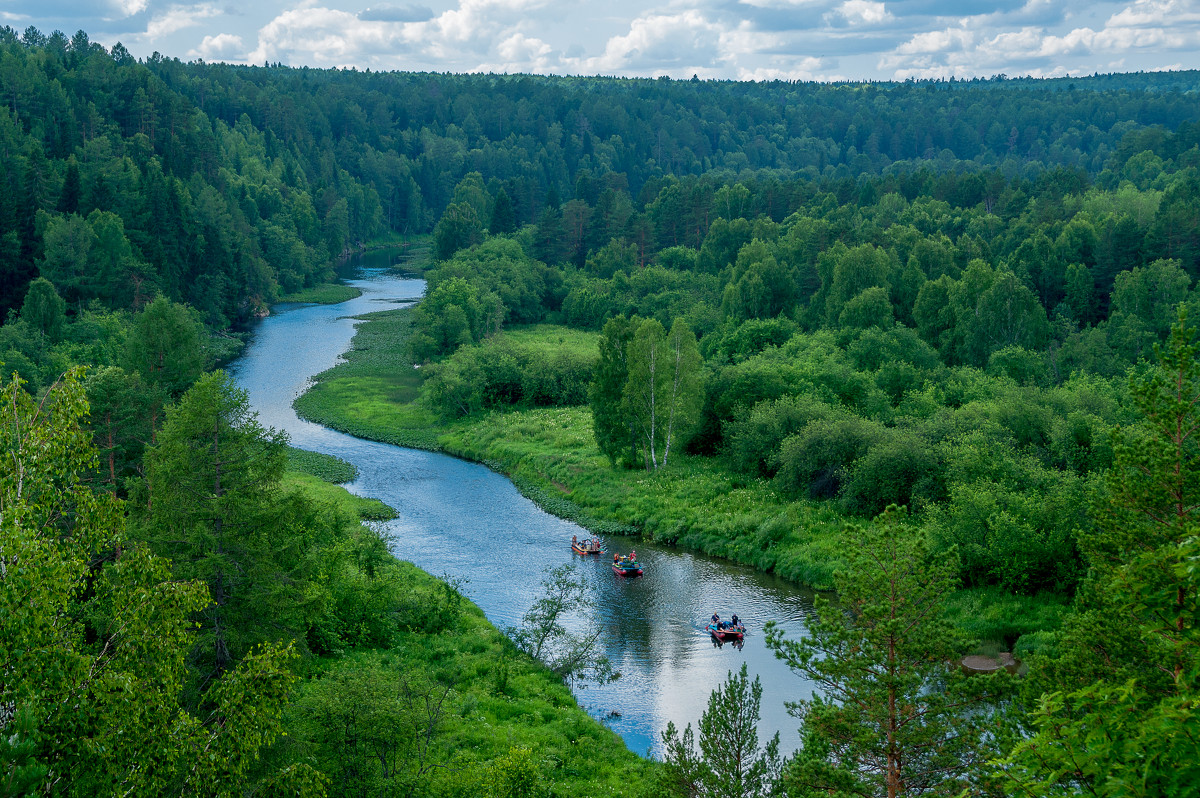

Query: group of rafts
[569,535,746,642]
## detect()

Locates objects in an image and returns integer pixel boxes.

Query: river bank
[278,459,655,793]
[292,304,1069,650]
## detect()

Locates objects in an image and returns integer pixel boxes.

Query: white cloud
[247,0,558,69]
[894,26,976,55]
[880,0,1200,78]
[192,32,244,61]
[143,5,222,39]
[113,0,149,16]
[736,58,836,81]
[737,0,825,7]
[476,32,558,72]
[248,6,407,65]
[825,0,893,27]
[1107,0,1200,27]
[576,11,728,74]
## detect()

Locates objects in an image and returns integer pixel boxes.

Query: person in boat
[614,553,621,564]
[711,612,720,627]
[629,549,637,562]
[572,535,578,547]
[731,613,740,629]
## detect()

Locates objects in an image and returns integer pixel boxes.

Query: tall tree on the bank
[0,369,322,797]
[1000,311,1200,797]
[136,371,320,695]
[590,314,639,467]
[623,317,703,469]
[659,663,782,798]
[433,201,484,261]
[766,508,1003,798]
[124,295,206,399]
[489,187,518,235]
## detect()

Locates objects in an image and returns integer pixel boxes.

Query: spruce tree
[660,663,782,798]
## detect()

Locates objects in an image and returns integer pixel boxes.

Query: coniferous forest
[3,24,1200,798]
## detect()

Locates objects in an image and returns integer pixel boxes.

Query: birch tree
[623,317,702,469]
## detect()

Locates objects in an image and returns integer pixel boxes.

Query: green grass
[943,586,1071,650]
[294,308,442,450]
[277,283,362,305]
[282,474,652,792]
[292,307,1070,644]
[286,446,358,483]
[282,470,398,521]
[499,324,601,359]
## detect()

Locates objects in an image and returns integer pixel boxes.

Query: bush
[723,394,836,477]
[839,430,943,516]
[773,415,886,499]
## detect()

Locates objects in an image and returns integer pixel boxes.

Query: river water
[229,250,818,758]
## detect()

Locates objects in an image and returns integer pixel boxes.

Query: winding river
[229,250,819,758]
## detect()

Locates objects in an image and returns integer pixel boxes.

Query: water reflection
[230,250,819,758]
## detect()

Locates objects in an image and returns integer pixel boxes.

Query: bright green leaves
[1,369,319,797]
[593,315,703,470]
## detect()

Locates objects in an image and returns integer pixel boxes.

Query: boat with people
[706,622,745,641]
[611,550,643,576]
[571,535,605,555]
[706,612,745,640]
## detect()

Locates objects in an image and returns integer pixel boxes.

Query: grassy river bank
[280,440,653,794]
[292,305,1068,651]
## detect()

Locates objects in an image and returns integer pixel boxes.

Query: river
[228,250,818,758]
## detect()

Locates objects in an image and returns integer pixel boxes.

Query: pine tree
[57,158,81,214]
[660,663,782,798]
[490,187,518,234]
[765,508,1001,798]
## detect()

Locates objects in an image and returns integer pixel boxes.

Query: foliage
[0,369,321,796]
[506,564,619,689]
[591,315,639,466]
[134,371,324,691]
[1000,312,1200,796]
[421,326,598,419]
[765,508,1006,798]
[620,317,704,469]
[658,663,783,798]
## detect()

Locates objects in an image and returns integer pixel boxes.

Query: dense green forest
[3,22,1200,797]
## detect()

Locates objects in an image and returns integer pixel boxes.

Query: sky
[2,0,1199,81]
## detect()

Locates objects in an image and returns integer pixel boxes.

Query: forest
[2,22,1200,797]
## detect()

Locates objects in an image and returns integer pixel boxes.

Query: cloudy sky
[3,0,1198,80]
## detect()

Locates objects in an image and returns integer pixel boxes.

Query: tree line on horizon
[2,24,1200,797]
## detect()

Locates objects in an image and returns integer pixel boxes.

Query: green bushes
[422,330,598,419]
